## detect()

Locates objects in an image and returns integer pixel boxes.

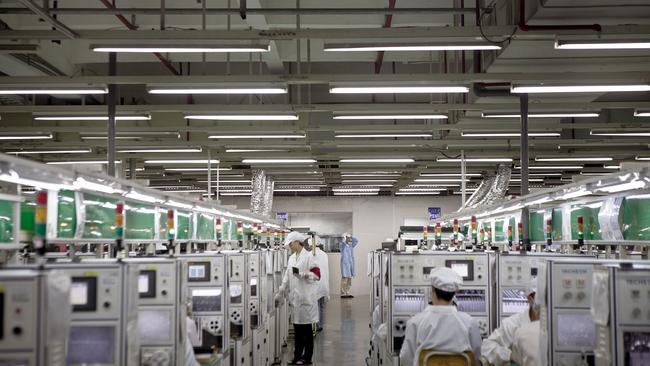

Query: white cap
[284,231,309,246]
[342,232,351,238]
[526,276,538,296]
[430,267,463,292]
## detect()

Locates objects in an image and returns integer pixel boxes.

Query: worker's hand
[273,294,282,307]
[301,272,311,280]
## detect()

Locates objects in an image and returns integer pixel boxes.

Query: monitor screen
[556,313,596,349]
[67,326,115,364]
[191,288,222,313]
[138,309,173,343]
[188,262,210,282]
[445,260,474,281]
[624,332,650,366]
[138,270,156,298]
[70,277,97,312]
[451,263,469,278]
[230,285,243,304]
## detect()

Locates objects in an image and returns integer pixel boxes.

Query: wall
[220,195,462,295]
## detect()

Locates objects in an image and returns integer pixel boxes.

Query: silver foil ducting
[462,176,495,210]
[262,178,275,217]
[479,164,512,207]
[251,169,266,215]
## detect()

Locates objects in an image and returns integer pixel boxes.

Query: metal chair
[418,350,474,366]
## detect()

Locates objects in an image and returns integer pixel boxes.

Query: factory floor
[281,295,371,365]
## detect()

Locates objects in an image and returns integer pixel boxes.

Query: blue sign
[276,212,288,221]
[428,207,442,220]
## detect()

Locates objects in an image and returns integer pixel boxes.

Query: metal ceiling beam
[3,25,650,41]
[0,7,476,15]
[237,0,284,73]
[16,0,79,39]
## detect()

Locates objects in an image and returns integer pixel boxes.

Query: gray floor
[281,295,371,365]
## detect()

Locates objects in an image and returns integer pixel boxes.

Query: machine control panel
[615,271,650,324]
[551,263,594,309]
[0,271,39,355]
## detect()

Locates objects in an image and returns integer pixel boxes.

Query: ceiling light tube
[596,180,647,193]
[436,157,513,162]
[218,190,253,193]
[274,188,321,192]
[185,114,298,121]
[414,179,470,183]
[0,134,53,140]
[92,44,270,53]
[333,114,448,120]
[333,192,379,196]
[591,130,650,137]
[635,156,650,161]
[198,180,251,183]
[511,84,650,94]
[330,86,469,94]
[341,180,397,183]
[119,148,202,153]
[420,173,481,177]
[481,112,598,118]
[242,159,316,164]
[535,157,612,162]
[555,39,650,50]
[333,188,380,192]
[220,192,253,196]
[634,109,650,117]
[340,158,414,163]
[81,136,141,140]
[210,134,305,139]
[604,165,621,169]
[226,149,288,153]
[510,178,545,182]
[124,190,164,204]
[338,184,394,187]
[398,188,447,192]
[7,148,91,155]
[341,174,401,177]
[0,87,107,95]
[335,134,432,138]
[34,114,151,121]
[164,167,232,172]
[324,42,501,52]
[145,159,219,164]
[395,192,441,195]
[148,86,287,94]
[47,160,122,165]
[461,132,560,137]
[514,165,583,170]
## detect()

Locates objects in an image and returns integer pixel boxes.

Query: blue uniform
[339,237,358,278]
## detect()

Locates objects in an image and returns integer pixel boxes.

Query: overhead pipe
[518,0,601,32]
[0,7,476,15]
[374,0,397,75]
[472,82,512,98]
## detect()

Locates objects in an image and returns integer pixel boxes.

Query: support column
[207,150,212,200]
[461,150,467,206]
[128,158,136,180]
[520,94,530,251]
[107,52,117,177]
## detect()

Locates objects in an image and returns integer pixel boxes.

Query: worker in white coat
[274,231,321,365]
[511,320,540,366]
[481,277,540,365]
[313,239,330,332]
[399,267,481,366]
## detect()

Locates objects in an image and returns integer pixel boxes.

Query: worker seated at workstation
[399,267,482,366]
[480,278,541,366]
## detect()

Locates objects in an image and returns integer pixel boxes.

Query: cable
[477,0,517,45]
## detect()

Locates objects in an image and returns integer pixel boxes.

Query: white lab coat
[185,317,200,366]
[511,320,540,366]
[313,248,330,300]
[278,247,320,324]
[481,311,532,365]
[399,305,481,366]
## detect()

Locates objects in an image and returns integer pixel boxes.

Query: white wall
[220,195,462,296]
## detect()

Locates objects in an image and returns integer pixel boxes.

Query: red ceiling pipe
[518,0,601,32]
[374,0,397,74]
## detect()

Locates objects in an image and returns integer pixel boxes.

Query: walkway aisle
[281,295,371,365]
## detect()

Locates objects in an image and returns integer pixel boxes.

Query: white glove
[274,293,282,307]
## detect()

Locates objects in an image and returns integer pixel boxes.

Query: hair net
[430,267,463,292]
[284,231,309,246]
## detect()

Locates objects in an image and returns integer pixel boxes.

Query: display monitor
[188,262,210,282]
[250,278,258,297]
[422,266,435,276]
[556,313,597,349]
[67,326,115,364]
[70,277,97,312]
[624,332,650,366]
[191,288,222,312]
[230,284,243,304]
[445,260,474,281]
[138,270,156,298]
[138,309,173,343]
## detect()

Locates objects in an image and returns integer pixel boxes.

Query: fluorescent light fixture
[338,184,393,187]
[420,173,481,177]
[604,165,621,169]
[150,185,195,189]
[0,87,107,95]
[82,136,141,140]
[324,42,501,52]
[226,149,287,153]
[555,39,650,50]
[198,180,251,184]
[481,112,598,118]
[333,188,380,192]
[0,134,53,140]
[209,134,305,139]
[92,44,270,53]
[242,159,316,164]
[340,158,414,163]
[415,179,470,183]
[145,159,219,164]
[634,110,650,117]
[274,188,321,192]
[7,148,91,155]
[124,190,163,204]
[515,165,583,170]
[395,191,441,195]
[220,192,252,196]
[73,177,122,194]
[561,189,592,200]
[47,160,122,165]
[398,188,446,192]
[119,148,202,153]
[219,189,252,193]
[461,132,560,137]
[511,84,650,94]
[341,180,397,183]
[34,114,151,121]
[408,184,459,188]
[164,189,207,193]
[510,178,544,182]
[333,114,447,120]
[635,156,650,161]
[436,157,513,162]
[336,134,432,138]
[0,171,74,191]
[330,86,469,94]
[164,167,232,172]
[591,130,650,137]
[535,157,612,162]
[148,86,287,94]
[333,192,379,196]
[341,174,401,177]
[185,114,298,121]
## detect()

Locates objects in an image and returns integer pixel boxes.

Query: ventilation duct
[461,175,495,210]
[251,169,274,217]
[478,164,512,206]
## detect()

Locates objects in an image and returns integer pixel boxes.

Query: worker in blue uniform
[338,233,358,298]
